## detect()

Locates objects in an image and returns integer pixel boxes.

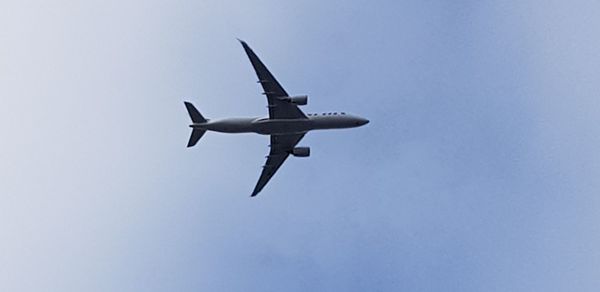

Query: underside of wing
[251,133,306,197]
[238,40,307,120]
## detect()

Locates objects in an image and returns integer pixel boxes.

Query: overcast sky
[2,0,600,291]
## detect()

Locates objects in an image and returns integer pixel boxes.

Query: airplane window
[334,112,337,115]
[341,112,346,115]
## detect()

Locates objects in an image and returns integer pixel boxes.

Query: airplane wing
[251,133,305,197]
[239,40,307,120]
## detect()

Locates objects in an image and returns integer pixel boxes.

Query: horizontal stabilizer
[184,102,207,123]
[187,129,206,148]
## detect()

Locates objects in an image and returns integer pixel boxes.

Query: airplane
[184,40,369,197]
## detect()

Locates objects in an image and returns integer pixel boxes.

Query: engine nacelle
[288,95,308,106]
[291,147,310,157]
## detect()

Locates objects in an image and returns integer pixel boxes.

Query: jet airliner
[185,40,369,196]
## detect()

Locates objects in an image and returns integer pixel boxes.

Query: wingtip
[237,39,252,51]
[236,38,246,45]
[250,186,261,197]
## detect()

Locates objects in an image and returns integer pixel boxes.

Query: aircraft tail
[184,101,207,148]
[184,101,207,123]
[187,128,206,147]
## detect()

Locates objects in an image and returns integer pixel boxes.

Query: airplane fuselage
[191,113,369,135]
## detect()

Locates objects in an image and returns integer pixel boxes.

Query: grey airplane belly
[252,119,313,135]
[204,118,256,133]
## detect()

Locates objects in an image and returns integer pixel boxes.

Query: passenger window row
[307,112,346,116]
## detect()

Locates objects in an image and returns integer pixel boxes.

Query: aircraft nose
[356,117,369,126]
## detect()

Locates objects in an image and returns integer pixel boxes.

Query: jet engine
[288,95,308,106]
[291,147,310,157]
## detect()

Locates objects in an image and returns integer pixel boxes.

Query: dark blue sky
[2,1,599,291]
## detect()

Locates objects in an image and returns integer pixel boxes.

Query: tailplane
[187,128,206,147]
[184,101,207,123]
[184,101,207,147]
